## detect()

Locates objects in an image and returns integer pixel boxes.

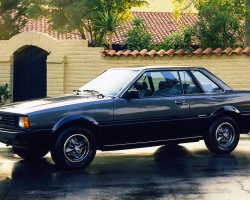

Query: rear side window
[179,71,202,94]
[192,71,223,93]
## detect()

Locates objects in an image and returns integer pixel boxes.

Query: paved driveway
[1,135,250,200]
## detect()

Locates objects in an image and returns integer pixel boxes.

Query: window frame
[127,70,185,98]
[189,70,225,94]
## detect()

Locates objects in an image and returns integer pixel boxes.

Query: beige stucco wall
[65,53,250,93]
[0,32,88,99]
[0,32,249,101]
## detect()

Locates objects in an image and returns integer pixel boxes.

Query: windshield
[79,69,139,96]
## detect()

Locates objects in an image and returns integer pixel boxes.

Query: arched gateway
[0,32,67,101]
[13,46,48,102]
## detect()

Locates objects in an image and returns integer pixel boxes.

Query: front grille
[0,113,18,126]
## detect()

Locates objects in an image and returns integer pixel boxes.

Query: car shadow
[1,143,250,200]
[153,144,247,177]
[0,143,249,180]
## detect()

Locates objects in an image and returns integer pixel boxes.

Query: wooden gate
[13,46,48,102]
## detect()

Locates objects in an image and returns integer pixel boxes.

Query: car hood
[0,95,112,115]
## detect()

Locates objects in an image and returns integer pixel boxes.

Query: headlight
[19,116,30,129]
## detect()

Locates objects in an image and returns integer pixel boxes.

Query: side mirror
[124,90,140,100]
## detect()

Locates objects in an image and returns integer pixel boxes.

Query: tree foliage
[40,0,147,47]
[0,0,45,40]
[245,0,250,46]
[196,0,245,49]
[94,12,122,49]
[123,18,153,51]
[158,26,195,51]
[0,83,11,104]
[172,0,246,49]
[0,0,28,39]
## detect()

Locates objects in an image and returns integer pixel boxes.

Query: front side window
[192,71,223,93]
[130,70,182,97]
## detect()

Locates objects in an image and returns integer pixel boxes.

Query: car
[0,66,250,169]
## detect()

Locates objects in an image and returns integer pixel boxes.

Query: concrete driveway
[1,135,250,200]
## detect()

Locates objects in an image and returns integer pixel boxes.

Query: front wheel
[204,117,239,154]
[50,127,96,169]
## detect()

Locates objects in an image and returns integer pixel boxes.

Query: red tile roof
[114,12,198,44]
[21,18,82,40]
[101,47,250,57]
[21,12,198,44]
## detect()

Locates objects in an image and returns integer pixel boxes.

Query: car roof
[109,66,205,71]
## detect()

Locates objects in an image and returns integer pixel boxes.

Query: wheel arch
[211,106,243,130]
[52,115,103,148]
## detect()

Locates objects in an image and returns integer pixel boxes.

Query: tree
[158,26,195,51]
[94,12,122,49]
[196,0,244,49]
[245,0,250,46]
[123,18,153,51]
[172,0,246,48]
[0,0,28,39]
[0,0,47,40]
[39,0,148,47]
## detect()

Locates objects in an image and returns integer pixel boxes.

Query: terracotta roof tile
[175,49,184,55]
[131,50,139,57]
[165,49,175,56]
[116,50,124,56]
[114,12,198,44]
[222,47,233,55]
[192,48,203,55]
[212,48,223,55]
[21,18,82,40]
[202,48,213,55]
[232,47,243,54]
[139,49,147,56]
[243,47,250,54]
[147,50,157,57]
[101,48,250,57]
[157,49,165,56]
[123,50,132,56]
[184,50,192,56]
[21,12,198,44]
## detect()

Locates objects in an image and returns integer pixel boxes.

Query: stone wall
[0,32,249,101]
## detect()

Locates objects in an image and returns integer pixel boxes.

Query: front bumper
[0,127,52,150]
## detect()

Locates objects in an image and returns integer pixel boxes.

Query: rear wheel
[12,147,48,160]
[204,117,239,154]
[51,126,96,169]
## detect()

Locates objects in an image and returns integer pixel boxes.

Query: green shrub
[0,83,11,104]
[123,18,153,51]
[158,26,195,51]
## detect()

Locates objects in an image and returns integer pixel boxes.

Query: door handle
[175,100,189,107]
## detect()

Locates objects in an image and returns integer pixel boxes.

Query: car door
[179,70,227,136]
[110,70,191,145]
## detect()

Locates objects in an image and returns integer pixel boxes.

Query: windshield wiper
[73,89,81,95]
[81,90,105,98]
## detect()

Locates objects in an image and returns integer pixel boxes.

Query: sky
[131,0,173,12]
[131,0,197,13]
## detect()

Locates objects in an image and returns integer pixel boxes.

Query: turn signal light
[19,116,30,129]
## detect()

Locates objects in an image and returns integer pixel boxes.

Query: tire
[50,126,96,169]
[12,147,49,160]
[204,117,239,154]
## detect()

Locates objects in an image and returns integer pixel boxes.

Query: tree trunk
[96,32,105,47]
[245,0,250,47]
